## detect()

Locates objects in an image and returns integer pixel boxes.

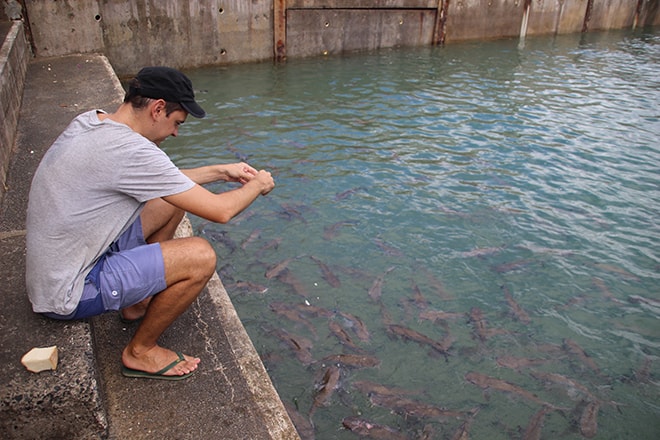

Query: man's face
[152,109,187,146]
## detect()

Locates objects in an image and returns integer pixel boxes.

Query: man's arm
[163,169,274,224]
[181,162,257,186]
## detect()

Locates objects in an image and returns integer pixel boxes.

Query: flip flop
[121,352,195,381]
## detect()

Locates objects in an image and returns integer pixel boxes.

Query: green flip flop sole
[121,352,195,381]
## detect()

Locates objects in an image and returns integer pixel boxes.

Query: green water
[164,29,659,439]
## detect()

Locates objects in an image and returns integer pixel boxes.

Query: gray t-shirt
[26,110,195,315]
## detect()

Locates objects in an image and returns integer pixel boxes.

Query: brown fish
[522,406,552,440]
[342,417,409,440]
[323,220,357,240]
[309,365,341,418]
[269,302,317,337]
[321,353,380,369]
[386,324,451,358]
[352,380,420,397]
[411,281,430,310]
[468,307,509,341]
[495,356,549,371]
[265,256,297,279]
[338,311,370,342]
[424,269,454,300]
[530,371,597,402]
[283,401,315,440]
[578,400,599,438]
[309,255,341,288]
[502,285,531,324]
[369,393,468,422]
[271,328,314,366]
[277,270,310,298]
[328,320,363,352]
[368,266,395,303]
[562,338,600,374]
[464,371,553,407]
[419,309,465,323]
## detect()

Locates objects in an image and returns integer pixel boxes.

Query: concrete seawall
[3,1,659,76]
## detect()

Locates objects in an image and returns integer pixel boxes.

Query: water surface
[165,29,659,439]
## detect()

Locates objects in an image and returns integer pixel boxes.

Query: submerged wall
[4,0,660,75]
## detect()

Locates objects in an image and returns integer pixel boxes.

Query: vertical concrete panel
[640,0,660,25]
[24,0,103,57]
[286,9,436,58]
[526,0,563,36]
[588,0,637,30]
[99,0,272,76]
[555,0,589,34]
[445,0,525,43]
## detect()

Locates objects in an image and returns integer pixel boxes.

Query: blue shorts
[44,218,167,320]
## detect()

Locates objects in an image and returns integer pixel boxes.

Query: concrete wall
[0,20,31,193]
[4,1,658,77]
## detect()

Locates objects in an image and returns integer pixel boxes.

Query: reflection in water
[166,29,660,439]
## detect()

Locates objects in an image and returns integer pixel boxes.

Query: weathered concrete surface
[287,8,437,58]
[93,220,299,440]
[0,20,30,198]
[0,51,299,439]
[0,54,121,440]
[10,1,660,75]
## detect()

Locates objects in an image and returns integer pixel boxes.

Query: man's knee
[192,237,217,276]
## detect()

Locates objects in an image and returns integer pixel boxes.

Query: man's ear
[151,99,167,119]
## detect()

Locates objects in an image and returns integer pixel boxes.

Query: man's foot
[121,345,200,378]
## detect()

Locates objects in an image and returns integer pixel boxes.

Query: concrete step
[0,51,298,439]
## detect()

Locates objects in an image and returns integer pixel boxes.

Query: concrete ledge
[0,50,298,439]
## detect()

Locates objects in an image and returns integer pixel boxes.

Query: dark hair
[124,78,184,116]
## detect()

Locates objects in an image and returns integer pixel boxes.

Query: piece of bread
[21,346,58,373]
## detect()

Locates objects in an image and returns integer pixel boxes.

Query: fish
[322,220,357,240]
[502,285,531,324]
[464,371,554,407]
[240,228,261,250]
[578,400,599,438]
[593,263,639,281]
[341,417,409,440]
[423,269,454,301]
[368,393,469,422]
[338,311,370,342]
[461,246,504,258]
[522,406,552,440]
[419,309,466,323]
[270,328,315,366]
[410,281,430,310]
[530,371,597,402]
[491,259,535,274]
[276,269,310,298]
[226,280,269,294]
[352,380,420,397]
[468,307,509,341]
[368,266,395,303]
[495,356,549,371]
[328,320,363,352]
[562,338,600,374]
[321,353,380,369]
[628,295,660,314]
[309,365,341,417]
[269,302,317,337]
[254,237,282,257]
[450,406,480,440]
[335,187,365,201]
[283,401,315,440]
[386,324,451,358]
[373,238,404,257]
[265,256,300,279]
[309,255,341,288]
[200,228,237,252]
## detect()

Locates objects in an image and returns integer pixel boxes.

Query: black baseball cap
[131,66,206,118]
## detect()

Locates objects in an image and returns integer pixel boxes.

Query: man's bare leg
[120,198,184,321]
[121,198,216,376]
